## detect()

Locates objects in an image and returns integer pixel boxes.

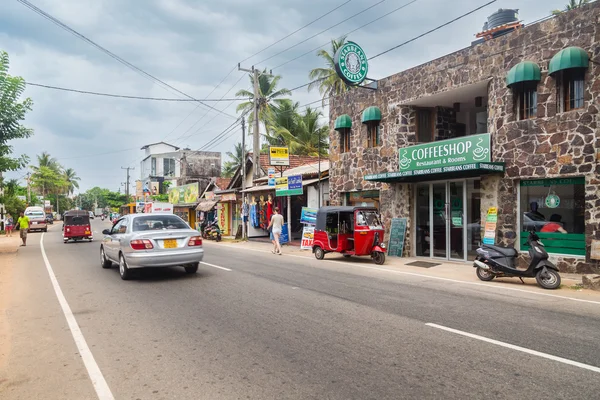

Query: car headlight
[380,242,386,248]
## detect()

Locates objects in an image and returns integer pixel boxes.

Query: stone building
[329,4,600,273]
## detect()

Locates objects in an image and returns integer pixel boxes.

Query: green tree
[0,50,33,172]
[31,165,64,198]
[33,151,61,173]
[264,100,300,147]
[222,142,247,178]
[552,0,590,14]
[236,70,291,135]
[271,107,329,156]
[308,36,353,105]
[62,168,80,195]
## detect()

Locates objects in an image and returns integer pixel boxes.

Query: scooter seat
[482,244,518,257]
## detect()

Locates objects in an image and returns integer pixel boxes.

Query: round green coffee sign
[545,194,560,208]
[334,41,369,86]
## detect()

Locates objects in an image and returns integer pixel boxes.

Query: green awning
[334,114,352,130]
[361,106,381,123]
[506,61,541,87]
[548,47,589,76]
[364,162,505,183]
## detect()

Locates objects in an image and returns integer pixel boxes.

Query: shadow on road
[105,266,210,283]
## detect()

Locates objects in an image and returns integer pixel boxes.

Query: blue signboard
[288,175,302,190]
[279,223,289,244]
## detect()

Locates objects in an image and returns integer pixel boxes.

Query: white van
[24,206,48,232]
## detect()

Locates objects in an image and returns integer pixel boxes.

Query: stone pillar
[381,183,412,256]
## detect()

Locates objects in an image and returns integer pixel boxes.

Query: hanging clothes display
[266,194,273,226]
[250,202,259,228]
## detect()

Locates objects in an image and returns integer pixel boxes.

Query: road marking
[200,261,232,271]
[40,233,115,400]
[426,323,600,374]
[212,243,600,306]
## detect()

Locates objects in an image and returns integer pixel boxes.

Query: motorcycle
[201,220,222,242]
[473,230,561,289]
[101,215,105,221]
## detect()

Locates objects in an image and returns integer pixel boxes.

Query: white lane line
[213,243,600,306]
[200,261,232,271]
[426,323,600,374]
[40,233,115,400]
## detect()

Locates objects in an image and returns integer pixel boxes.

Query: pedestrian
[4,213,14,237]
[267,206,284,255]
[16,211,29,247]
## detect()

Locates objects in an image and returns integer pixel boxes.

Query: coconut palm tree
[264,100,300,147]
[308,36,353,105]
[235,70,291,135]
[62,168,80,195]
[271,107,329,157]
[33,151,61,173]
[222,142,247,178]
[552,0,590,14]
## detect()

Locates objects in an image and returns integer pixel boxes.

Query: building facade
[329,4,600,273]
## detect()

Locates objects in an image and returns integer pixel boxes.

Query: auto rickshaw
[312,206,387,265]
[62,210,93,243]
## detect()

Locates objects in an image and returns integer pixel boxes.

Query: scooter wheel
[216,234,222,242]
[536,269,561,290]
[475,266,495,281]
[373,251,385,265]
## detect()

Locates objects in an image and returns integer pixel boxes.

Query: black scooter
[201,220,222,242]
[473,230,561,289]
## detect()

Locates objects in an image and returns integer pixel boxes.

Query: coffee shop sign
[399,133,491,172]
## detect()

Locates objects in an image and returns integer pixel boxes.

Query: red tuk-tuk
[312,206,387,264]
[62,210,93,243]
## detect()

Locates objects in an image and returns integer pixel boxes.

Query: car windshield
[132,215,189,231]
[357,211,382,227]
[26,212,45,218]
[65,216,89,225]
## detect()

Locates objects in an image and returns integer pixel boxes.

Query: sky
[1,0,570,193]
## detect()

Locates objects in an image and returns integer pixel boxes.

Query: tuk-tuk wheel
[373,251,386,265]
[314,246,325,260]
[343,254,352,258]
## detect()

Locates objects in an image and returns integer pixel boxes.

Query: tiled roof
[255,161,329,182]
[215,177,232,190]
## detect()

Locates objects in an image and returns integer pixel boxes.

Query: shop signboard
[276,175,302,197]
[387,218,407,257]
[219,193,237,202]
[268,167,276,186]
[136,181,143,199]
[205,191,215,200]
[300,225,315,250]
[149,202,173,214]
[269,147,289,166]
[219,203,230,236]
[483,207,498,245]
[397,133,491,173]
[275,177,288,190]
[300,207,317,225]
[168,182,199,204]
[333,41,369,86]
[364,162,504,181]
[279,223,289,244]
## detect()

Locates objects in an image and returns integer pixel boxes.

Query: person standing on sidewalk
[16,212,29,247]
[4,213,14,237]
[267,207,284,255]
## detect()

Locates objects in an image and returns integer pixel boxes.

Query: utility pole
[317,130,321,208]
[26,172,31,205]
[238,64,273,180]
[241,116,247,239]
[121,167,134,203]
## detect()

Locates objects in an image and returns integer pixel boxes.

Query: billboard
[168,183,199,204]
[269,147,289,166]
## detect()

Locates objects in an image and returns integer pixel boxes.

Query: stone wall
[329,2,600,272]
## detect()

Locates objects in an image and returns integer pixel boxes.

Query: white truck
[95,207,103,217]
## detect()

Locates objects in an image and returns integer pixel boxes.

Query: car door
[105,218,126,261]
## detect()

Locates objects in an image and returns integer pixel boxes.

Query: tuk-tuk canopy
[63,210,90,225]
[315,206,378,231]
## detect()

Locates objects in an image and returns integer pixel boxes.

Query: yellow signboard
[269,147,289,166]
[275,177,288,190]
[168,183,199,204]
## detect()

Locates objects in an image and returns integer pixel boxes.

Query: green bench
[520,232,585,256]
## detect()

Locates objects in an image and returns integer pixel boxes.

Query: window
[132,215,189,231]
[367,123,381,147]
[151,157,157,175]
[416,108,434,143]
[340,128,351,153]
[558,69,585,112]
[514,82,537,120]
[163,158,176,177]
[519,178,585,256]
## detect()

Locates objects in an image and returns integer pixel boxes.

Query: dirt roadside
[0,236,20,376]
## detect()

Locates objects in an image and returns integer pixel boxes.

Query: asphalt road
[2,219,600,400]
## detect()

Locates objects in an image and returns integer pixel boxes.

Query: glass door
[448,181,465,261]
[432,183,447,258]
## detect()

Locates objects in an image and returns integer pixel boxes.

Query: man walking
[16,211,29,247]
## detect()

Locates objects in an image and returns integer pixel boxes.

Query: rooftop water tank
[487,8,519,29]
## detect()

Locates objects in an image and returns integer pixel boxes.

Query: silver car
[100,213,204,280]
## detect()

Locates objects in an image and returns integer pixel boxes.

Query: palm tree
[222,142,247,178]
[308,36,353,105]
[62,168,80,195]
[552,0,590,14]
[31,152,62,197]
[264,100,300,146]
[271,107,329,157]
[235,69,291,135]
[33,151,61,173]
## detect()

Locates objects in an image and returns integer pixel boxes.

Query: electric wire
[15,0,236,119]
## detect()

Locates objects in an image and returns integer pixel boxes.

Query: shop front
[344,190,380,208]
[216,192,237,237]
[365,133,505,262]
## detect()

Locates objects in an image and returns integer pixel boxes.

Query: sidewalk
[214,239,600,298]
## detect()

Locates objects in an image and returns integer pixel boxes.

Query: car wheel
[44,228,48,232]
[119,254,131,280]
[100,246,112,269]
[185,263,199,274]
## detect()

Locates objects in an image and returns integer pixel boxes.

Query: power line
[238,0,353,64]
[24,82,242,101]
[273,0,420,70]
[16,0,236,119]
[255,0,388,66]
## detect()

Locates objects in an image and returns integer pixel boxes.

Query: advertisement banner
[219,202,230,236]
[300,207,317,225]
[168,183,199,204]
[300,226,315,250]
[483,207,498,245]
[219,193,237,202]
[150,202,173,214]
[268,168,276,186]
[275,177,288,190]
[136,181,143,199]
[150,182,159,196]
[288,174,302,190]
[269,147,289,166]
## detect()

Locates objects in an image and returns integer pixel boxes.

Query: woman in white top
[267,206,285,255]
